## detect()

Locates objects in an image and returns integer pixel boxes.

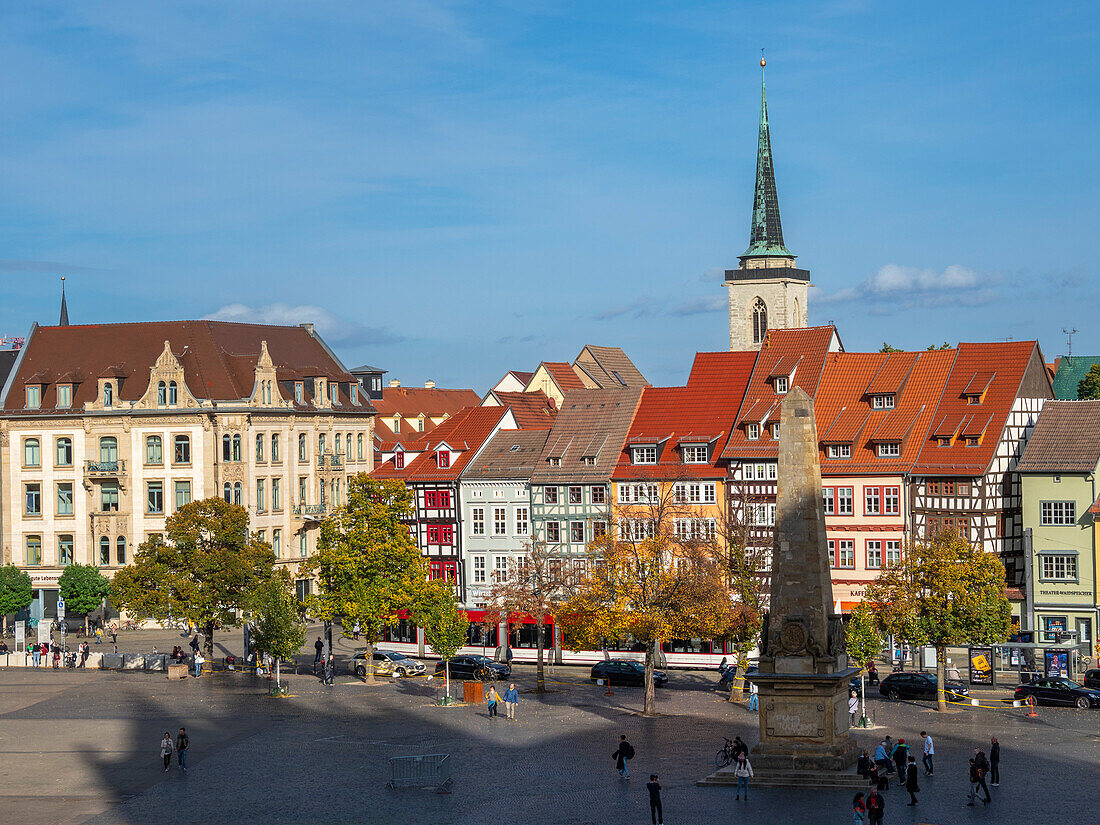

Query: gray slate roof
[531,387,643,484]
[462,429,551,481]
[1016,400,1100,473]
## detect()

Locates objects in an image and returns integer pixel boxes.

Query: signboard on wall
[1044,649,1069,678]
[968,647,993,685]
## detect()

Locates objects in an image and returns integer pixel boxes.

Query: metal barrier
[386,754,453,793]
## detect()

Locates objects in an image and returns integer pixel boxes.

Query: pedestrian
[967,758,979,805]
[867,660,879,686]
[353,622,360,641]
[176,727,189,772]
[151,645,158,656]
[733,752,753,800]
[748,679,759,711]
[646,774,663,825]
[486,685,501,719]
[612,734,633,779]
[78,642,89,668]
[856,749,871,779]
[160,732,175,772]
[51,641,60,668]
[920,730,934,775]
[503,682,519,720]
[323,653,335,686]
[192,651,204,678]
[852,792,866,823]
[892,738,909,779]
[905,755,919,806]
[972,748,991,803]
[866,788,885,825]
[110,625,118,645]
[989,736,1000,786]
[732,736,748,759]
[873,739,892,777]
[849,690,859,726]
[94,627,102,645]
[189,634,199,655]
[313,637,324,674]
[31,643,41,667]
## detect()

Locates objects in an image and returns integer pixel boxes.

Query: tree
[927,342,952,350]
[413,582,469,703]
[110,498,275,657]
[560,488,748,716]
[864,530,1011,711]
[1078,363,1100,400]
[845,602,882,725]
[58,564,111,635]
[304,476,431,683]
[0,564,33,636]
[248,570,305,690]
[716,496,768,701]
[880,343,902,353]
[486,538,572,693]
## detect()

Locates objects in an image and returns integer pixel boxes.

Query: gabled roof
[1017,400,1100,474]
[372,387,480,419]
[371,405,509,482]
[531,388,643,483]
[462,429,551,481]
[541,362,586,393]
[573,345,649,389]
[1051,355,1100,400]
[492,391,557,430]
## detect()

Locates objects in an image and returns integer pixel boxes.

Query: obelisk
[747,386,859,772]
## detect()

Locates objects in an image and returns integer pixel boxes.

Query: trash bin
[462,680,484,704]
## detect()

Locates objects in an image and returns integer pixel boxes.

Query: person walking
[176,727,189,772]
[867,661,879,686]
[486,685,501,719]
[110,624,118,645]
[160,732,175,772]
[892,738,909,779]
[967,758,980,805]
[866,788,885,825]
[94,627,103,645]
[503,683,519,720]
[78,642,89,668]
[989,736,1000,786]
[192,651,204,678]
[646,774,663,825]
[849,691,859,726]
[352,622,360,641]
[972,748,991,803]
[323,653,335,686]
[733,752,753,800]
[612,734,633,779]
[920,730,934,775]
[852,792,866,823]
[905,755,919,806]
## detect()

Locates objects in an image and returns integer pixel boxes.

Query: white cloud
[817,264,1000,310]
[204,303,403,346]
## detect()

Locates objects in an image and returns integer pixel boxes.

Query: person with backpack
[646,774,663,825]
[612,735,634,779]
[733,752,753,800]
[892,738,909,778]
[972,748,991,803]
[159,732,175,772]
[176,727,189,772]
[486,685,501,719]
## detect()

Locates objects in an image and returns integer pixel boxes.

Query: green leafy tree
[304,476,431,683]
[927,342,952,350]
[845,603,883,724]
[0,564,34,635]
[865,530,1011,711]
[248,570,305,689]
[880,343,902,353]
[110,498,275,657]
[413,582,470,702]
[58,564,111,635]
[1078,363,1100,400]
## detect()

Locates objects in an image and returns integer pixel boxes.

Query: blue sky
[2,1,1097,389]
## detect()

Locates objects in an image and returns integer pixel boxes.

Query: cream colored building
[0,320,375,622]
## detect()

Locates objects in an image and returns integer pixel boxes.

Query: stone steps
[698,768,871,789]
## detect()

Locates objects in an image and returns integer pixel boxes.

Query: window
[346,433,352,457]
[272,478,281,510]
[298,433,307,462]
[99,437,118,463]
[299,533,308,557]
[256,435,265,462]
[55,437,72,466]
[101,482,119,512]
[172,435,190,464]
[827,444,851,459]
[174,480,191,510]
[168,381,178,405]
[591,485,606,504]
[272,529,282,556]
[392,416,401,433]
[569,486,583,504]
[157,381,166,405]
[493,507,507,536]
[233,482,242,506]
[24,438,40,467]
[256,479,265,511]
[223,434,231,461]
[142,481,162,515]
[55,535,73,566]
[271,434,280,462]
[544,486,559,504]
[427,525,454,544]
[26,535,42,566]
[425,490,452,509]
[548,457,561,466]
[682,445,709,464]
[570,521,585,543]
[103,382,113,406]
[472,507,485,535]
[1040,554,1078,582]
[57,483,73,516]
[746,424,760,441]
[877,442,900,457]
[867,540,882,569]
[772,375,790,395]
[436,450,450,469]
[828,539,854,568]
[25,385,40,409]
[546,521,561,543]
[57,384,71,408]
[473,556,486,584]
[331,384,339,405]
[99,536,110,566]
[1040,501,1076,525]
[632,446,657,464]
[675,518,717,542]
[582,456,596,466]
[619,483,659,504]
[884,486,900,514]
[116,538,129,563]
[232,434,241,462]
[357,434,364,460]
[494,556,509,581]
[593,520,608,539]
[822,487,854,515]
[25,483,41,515]
[298,477,308,504]
[394,450,405,469]
[747,503,776,526]
[751,298,767,344]
[865,487,880,515]
[673,482,717,504]
[146,435,163,465]
[871,394,895,410]
[515,507,529,535]
[318,433,326,455]
[885,540,901,565]
[294,382,304,403]
[772,423,781,439]
[223,482,232,503]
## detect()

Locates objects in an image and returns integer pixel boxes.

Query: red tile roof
[373,387,480,419]
[542,361,586,392]
[493,391,557,430]
[371,405,509,482]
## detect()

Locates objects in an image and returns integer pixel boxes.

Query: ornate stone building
[0,320,376,622]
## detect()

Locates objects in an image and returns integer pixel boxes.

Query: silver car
[349,649,425,678]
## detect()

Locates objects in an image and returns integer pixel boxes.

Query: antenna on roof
[1063,328,1078,357]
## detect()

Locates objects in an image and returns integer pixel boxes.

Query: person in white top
[920,730,934,776]
[733,753,754,800]
[849,691,860,726]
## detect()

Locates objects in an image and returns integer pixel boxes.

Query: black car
[1082,669,1100,690]
[1014,677,1100,709]
[879,672,969,702]
[433,655,510,681]
[590,659,668,687]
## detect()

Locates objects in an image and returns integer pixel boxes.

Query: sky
[1,1,1098,390]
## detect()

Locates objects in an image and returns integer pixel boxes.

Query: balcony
[85,460,126,477]
[292,504,331,522]
[318,453,343,470]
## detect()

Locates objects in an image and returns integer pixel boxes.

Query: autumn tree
[560,486,747,716]
[864,530,1011,711]
[1077,363,1100,400]
[110,498,275,657]
[304,476,431,683]
[413,581,469,703]
[845,602,883,724]
[249,569,306,690]
[0,565,33,636]
[716,493,769,701]
[58,564,111,635]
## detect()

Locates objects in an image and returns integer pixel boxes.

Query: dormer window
[392,417,401,433]
[746,424,760,441]
[582,456,596,466]
[965,436,980,446]
[871,394,895,410]
[168,381,178,405]
[682,445,708,464]
[436,450,450,469]
[350,385,359,405]
[25,385,41,409]
[965,394,981,405]
[549,457,562,467]
[877,442,900,457]
[772,423,781,439]
[938,437,952,447]
[774,376,789,394]
[330,384,339,405]
[57,384,72,408]
[417,414,426,432]
[632,446,657,464]
[294,383,304,404]
[103,382,114,407]
[394,450,404,469]
[827,444,851,459]
[157,381,167,406]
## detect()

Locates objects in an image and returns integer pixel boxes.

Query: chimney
[388,379,401,388]
[425,379,436,389]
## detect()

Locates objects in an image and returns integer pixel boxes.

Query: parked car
[1082,669,1100,690]
[878,672,969,702]
[1014,678,1100,709]
[590,659,668,687]
[433,655,510,681]
[349,650,425,678]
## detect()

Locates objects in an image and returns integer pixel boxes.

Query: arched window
[271,434,280,462]
[24,438,41,467]
[346,433,352,458]
[117,536,127,565]
[99,437,118,463]
[174,435,191,464]
[168,381,178,405]
[222,434,232,461]
[298,433,307,461]
[232,434,241,462]
[334,432,341,455]
[318,433,326,455]
[103,383,113,406]
[256,434,264,462]
[223,482,232,503]
[357,433,363,460]
[99,536,110,566]
[146,435,162,464]
[56,437,73,467]
[157,381,166,406]
[233,482,242,506]
[752,298,768,345]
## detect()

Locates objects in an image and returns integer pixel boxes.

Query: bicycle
[715,737,737,769]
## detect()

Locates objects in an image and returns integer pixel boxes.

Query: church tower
[726,59,810,351]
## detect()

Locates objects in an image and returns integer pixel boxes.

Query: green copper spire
[741,60,794,261]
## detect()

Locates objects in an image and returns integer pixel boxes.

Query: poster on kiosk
[1044,649,1069,678]
[968,647,994,685]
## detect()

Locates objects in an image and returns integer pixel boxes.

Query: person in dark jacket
[989,736,1000,786]
[646,774,663,825]
[323,653,335,686]
[866,661,879,686]
[892,738,909,778]
[856,749,871,778]
[613,735,632,779]
[866,788,885,825]
[973,748,992,803]
[176,727,189,772]
[732,736,748,759]
[905,755,919,805]
[189,634,200,654]
[313,637,324,673]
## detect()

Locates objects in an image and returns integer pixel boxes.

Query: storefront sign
[968,647,993,685]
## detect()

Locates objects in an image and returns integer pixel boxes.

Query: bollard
[1026,696,1038,718]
